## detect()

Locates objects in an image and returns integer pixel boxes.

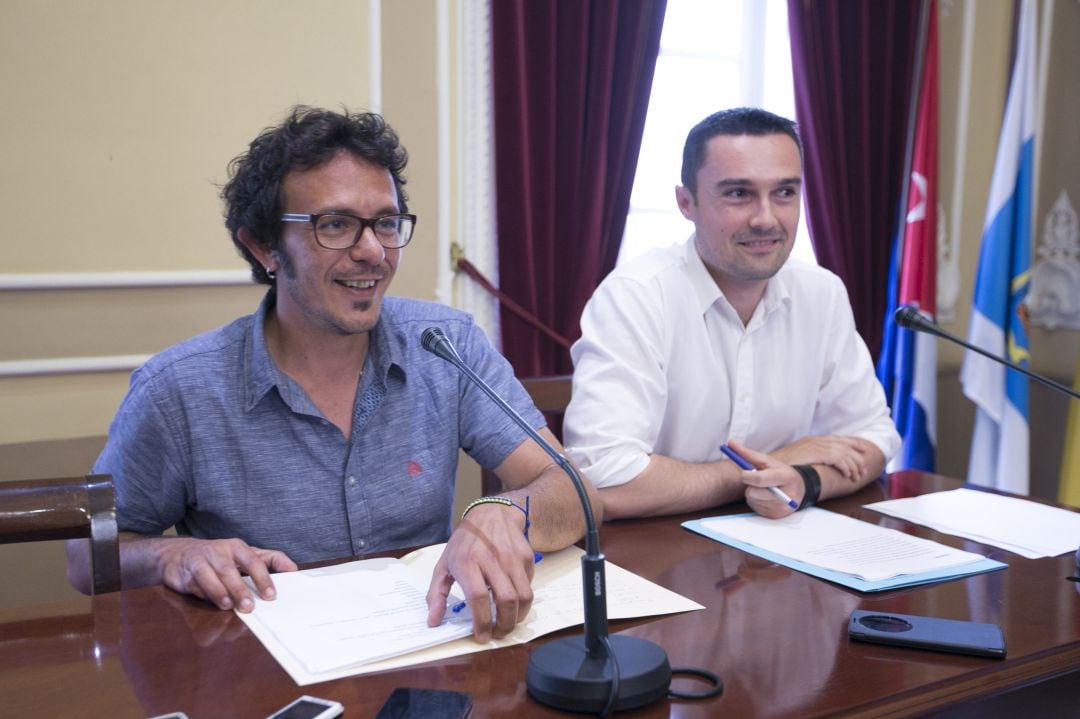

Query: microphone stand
[894,306,1080,402]
[421,328,671,714]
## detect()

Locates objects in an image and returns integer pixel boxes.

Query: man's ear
[675,185,696,220]
[238,227,275,274]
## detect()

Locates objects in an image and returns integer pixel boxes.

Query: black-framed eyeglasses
[280,212,417,250]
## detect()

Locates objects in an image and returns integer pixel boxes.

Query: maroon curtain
[788,0,922,359]
[491,0,666,376]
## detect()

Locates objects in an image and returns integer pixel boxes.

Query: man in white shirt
[563,108,900,520]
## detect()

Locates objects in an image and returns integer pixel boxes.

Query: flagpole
[891,0,933,268]
[877,0,939,473]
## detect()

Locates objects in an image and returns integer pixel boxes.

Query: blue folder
[682,514,1007,593]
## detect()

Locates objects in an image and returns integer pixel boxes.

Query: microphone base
[526,634,671,713]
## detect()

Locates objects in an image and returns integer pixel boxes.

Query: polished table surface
[3,470,1078,718]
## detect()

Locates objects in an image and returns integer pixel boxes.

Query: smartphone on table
[848,609,1006,659]
[374,687,473,719]
[266,695,344,719]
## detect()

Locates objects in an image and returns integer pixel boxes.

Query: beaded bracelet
[793,465,822,510]
[460,495,532,537]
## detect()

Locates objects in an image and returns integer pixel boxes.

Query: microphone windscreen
[421,326,464,364]
[894,305,923,330]
[421,327,446,353]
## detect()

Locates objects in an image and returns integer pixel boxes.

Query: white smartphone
[266,695,344,719]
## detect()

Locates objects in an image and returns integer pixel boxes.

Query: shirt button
[357,538,367,549]
[347,476,358,487]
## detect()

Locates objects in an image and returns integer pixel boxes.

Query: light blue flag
[960,0,1036,494]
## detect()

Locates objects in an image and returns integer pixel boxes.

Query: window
[619,0,814,266]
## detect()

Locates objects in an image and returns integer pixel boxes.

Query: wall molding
[1,270,252,377]
[436,0,452,308]
[0,270,253,291]
[0,354,149,378]
[368,0,382,114]
[454,0,501,346]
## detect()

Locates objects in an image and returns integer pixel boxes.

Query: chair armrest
[0,474,120,594]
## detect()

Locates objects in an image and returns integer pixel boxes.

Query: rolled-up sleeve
[564,276,669,488]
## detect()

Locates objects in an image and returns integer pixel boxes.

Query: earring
[265,266,276,280]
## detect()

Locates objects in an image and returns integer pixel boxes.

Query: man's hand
[155,536,297,613]
[726,440,804,519]
[425,503,536,643]
[770,435,869,482]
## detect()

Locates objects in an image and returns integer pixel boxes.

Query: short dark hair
[222,106,410,285]
[680,107,801,197]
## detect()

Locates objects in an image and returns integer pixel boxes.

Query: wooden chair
[0,474,121,594]
[481,375,573,496]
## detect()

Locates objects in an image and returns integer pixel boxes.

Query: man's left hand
[770,434,869,482]
[425,502,537,642]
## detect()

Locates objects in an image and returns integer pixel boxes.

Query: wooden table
[3,470,1078,718]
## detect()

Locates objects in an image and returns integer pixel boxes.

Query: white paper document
[237,543,703,685]
[865,487,1080,559]
[242,557,473,674]
[699,507,988,582]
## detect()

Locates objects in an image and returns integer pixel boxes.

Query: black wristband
[793,465,821,510]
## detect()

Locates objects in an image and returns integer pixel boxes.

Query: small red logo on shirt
[407,460,422,477]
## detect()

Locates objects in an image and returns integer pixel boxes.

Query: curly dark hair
[222,106,410,285]
[680,107,801,199]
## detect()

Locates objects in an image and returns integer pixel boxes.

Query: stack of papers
[865,488,1080,558]
[683,507,1006,592]
[237,543,703,685]
[242,557,474,674]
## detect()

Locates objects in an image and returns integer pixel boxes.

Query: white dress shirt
[564,237,900,488]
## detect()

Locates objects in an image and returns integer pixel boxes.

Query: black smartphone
[848,610,1006,659]
[373,688,472,719]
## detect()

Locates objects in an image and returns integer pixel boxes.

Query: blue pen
[720,443,799,510]
[451,552,542,613]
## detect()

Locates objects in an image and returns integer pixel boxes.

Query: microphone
[894,304,946,337]
[894,305,1080,401]
[421,327,671,713]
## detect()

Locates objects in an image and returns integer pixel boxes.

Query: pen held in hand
[451,552,543,614]
[719,443,799,510]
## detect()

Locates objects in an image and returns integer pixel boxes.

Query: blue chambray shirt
[94,293,544,564]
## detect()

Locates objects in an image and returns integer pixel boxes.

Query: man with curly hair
[67,107,596,642]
